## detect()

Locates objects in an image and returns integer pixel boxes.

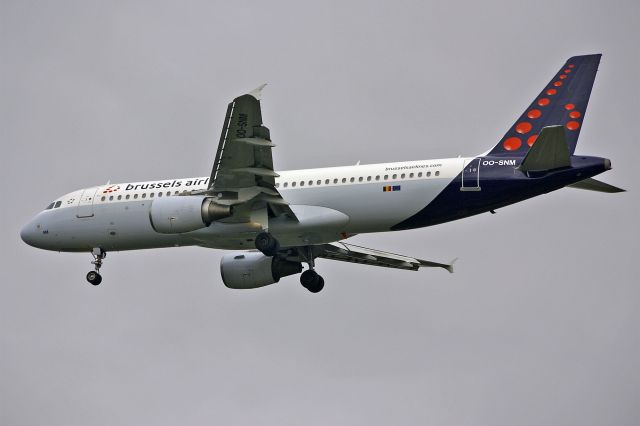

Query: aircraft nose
[20,219,40,247]
[604,158,612,170]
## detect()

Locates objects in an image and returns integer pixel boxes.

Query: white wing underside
[317,242,455,272]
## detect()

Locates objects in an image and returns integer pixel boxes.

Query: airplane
[20,54,624,293]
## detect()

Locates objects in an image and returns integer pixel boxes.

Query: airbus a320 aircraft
[21,54,623,292]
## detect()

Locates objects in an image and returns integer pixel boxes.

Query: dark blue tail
[487,54,601,157]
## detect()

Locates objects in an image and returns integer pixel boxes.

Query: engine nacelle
[149,196,232,234]
[220,252,303,289]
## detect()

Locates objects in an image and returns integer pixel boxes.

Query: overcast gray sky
[2,0,639,425]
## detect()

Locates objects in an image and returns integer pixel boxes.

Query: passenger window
[350,177,355,182]
[300,181,304,186]
[341,178,346,183]
[126,194,130,200]
[283,182,288,188]
[275,183,280,188]
[166,191,170,196]
[384,175,388,180]
[325,179,330,184]
[118,195,122,200]
[309,180,313,186]
[401,173,405,179]
[316,180,321,185]
[142,193,146,198]
[409,173,414,178]
[134,194,139,199]
[375,176,380,181]
[157,192,162,197]
[435,171,440,176]
[334,178,338,184]
[358,177,363,182]
[292,182,296,187]
[109,196,114,201]
[54,201,62,208]
[101,196,106,202]
[367,176,371,181]
[174,191,179,195]
[150,193,154,198]
[392,174,397,179]
[418,172,422,178]
[427,171,431,177]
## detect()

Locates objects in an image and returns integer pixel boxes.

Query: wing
[207,85,297,222]
[315,242,455,273]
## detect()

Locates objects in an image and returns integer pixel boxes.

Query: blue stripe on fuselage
[391,155,609,231]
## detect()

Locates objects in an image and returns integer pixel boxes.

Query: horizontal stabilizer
[519,126,570,172]
[568,178,626,193]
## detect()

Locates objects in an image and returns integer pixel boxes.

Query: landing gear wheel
[255,232,280,256]
[300,270,324,293]
[307,276,324,293]
[86,271,102,286]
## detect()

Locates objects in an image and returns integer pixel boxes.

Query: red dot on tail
[564,69,572,73]
[546,89,557,95]
[566,121,580,130]
[503,137,522,151]
[568,64,575,68]
[569,111,581,119]
[538,98,550,106]
[515,122,532,134]
[553,81,563,87]
[564,103,575,110]
[559,74,567,79]
[527,109,542,119]
[527,134,538,146]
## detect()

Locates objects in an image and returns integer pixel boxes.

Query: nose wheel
[86,248,106,286]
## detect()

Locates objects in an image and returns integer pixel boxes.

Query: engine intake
[149,196,232,234]
[220,252,303,289]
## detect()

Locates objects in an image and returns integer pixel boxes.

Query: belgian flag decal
[383,185,401,192]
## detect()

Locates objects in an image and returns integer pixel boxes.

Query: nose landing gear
[86,248,106,286]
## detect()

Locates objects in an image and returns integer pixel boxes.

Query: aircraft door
[76,187,98,218]
[460,157,481,191]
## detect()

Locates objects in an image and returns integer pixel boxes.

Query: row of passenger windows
[275,170,440,188]
[95,171,443,202]
[100,190,186,202]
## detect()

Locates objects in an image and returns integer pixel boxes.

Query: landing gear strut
[255,232,280,256]
[86,248,106,286]
[300,246,324,293]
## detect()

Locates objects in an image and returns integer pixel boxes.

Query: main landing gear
[255,232,325,293]
[86,248,106,286]
[255,232,280,256]
[299,246,324,293]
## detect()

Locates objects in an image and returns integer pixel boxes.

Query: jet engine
[149,196,232,234]
[220,252,303,289]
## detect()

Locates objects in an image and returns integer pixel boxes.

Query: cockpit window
[45,202,55,210]
[54,201,62,208]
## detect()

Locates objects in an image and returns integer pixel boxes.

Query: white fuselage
[20,157,470,252]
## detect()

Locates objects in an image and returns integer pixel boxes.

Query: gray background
[2,1,638,424]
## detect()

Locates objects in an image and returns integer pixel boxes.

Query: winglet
[445,257,458,274]
[248,84,267,100]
